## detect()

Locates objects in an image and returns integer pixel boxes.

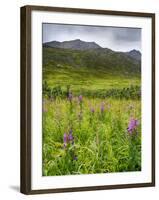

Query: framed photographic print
[20,5,155,194]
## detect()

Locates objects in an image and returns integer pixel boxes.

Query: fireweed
[63,130,77,161]
[78,95,83,103]
[90,107,95,124]
[127,118,140,171]
[100,102,105,113]
[68,92,73,102]
[90,107,95,114]
[100,102,105,120]
[127,118,139,135]
[63,130,74,147]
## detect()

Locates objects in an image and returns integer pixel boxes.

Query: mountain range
[43,39,141,61]
[43,39,141,76]
[43,39,101,50]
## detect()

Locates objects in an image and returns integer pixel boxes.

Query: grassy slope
[43,47,141,92]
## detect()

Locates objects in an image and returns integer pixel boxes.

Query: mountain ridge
[43,39,141,62]
[43,39,102,51]
[125,49,141,61]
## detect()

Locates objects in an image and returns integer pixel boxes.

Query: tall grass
[42,95,141,176]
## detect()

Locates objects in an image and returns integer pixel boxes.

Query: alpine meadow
[42,24,141,176]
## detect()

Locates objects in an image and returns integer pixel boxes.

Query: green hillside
[43,47,141,95]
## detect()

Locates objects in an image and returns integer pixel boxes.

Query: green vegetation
[42,46,141,176]
[43,47,141,90]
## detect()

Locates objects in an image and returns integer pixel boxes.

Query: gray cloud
[43,23,141,52]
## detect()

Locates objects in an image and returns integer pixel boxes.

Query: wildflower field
[43,95,141,176]
[42,46,141,176]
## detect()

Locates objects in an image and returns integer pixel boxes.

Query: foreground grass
[42,97,141,176]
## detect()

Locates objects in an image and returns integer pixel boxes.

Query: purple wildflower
[68,129,74,142]
[127,118,139,134]
[90,107,95,113]
[68,133,73,140]
[63,133,68,148]
[100,102,105,112]
[78,95,83,103]
[73,156,78,161]
[63,130,74,147]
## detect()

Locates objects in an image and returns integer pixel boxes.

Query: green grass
[43,47,141,92]
[42,97,141,176]
[43,65,140,92]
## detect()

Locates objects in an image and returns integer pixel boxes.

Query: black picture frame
[20,5,155,194]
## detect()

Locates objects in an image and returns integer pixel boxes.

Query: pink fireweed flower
[100,102,105,112]
[78,95,83,103]
[73,155,78,161]
[127,118,139,134]
[63,133,68,148]
[90,107,95,113]
[68,129,74,143]
[68,92,73,101]
[63,130,74,147]
[68,133,74,141]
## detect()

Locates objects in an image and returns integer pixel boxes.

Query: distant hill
[43,39,141,62]
[43,39,141,92]
[125,49,141,61]
[43,39,102,50]
[43,40,141,76]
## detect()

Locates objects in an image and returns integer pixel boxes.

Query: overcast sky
[43,23,141,52]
